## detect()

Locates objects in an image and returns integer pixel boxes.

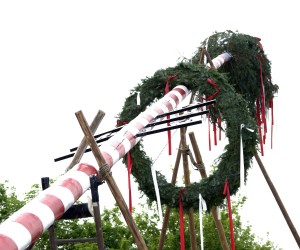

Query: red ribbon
[269,98,274,149]
[208,113,211,151]
[165,75,177,155]
[116,119,128,127]
[127,152,133,213]
[256,98,264,156]
[223,180,236,250]
[179,189,186,250]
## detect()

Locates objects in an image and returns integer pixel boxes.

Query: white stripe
[146,109,159,119]
[125,125,140,137]
[133,115,150,126]
[0,221,32,249]
[172,89,185,103]
[20,201,55,230]
[43,186,75,211]
[100,145,120,165]
[166,97,177,110]
[122,138,132,154]
[64,170,90,191]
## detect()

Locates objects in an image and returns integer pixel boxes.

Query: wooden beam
[66,110,105,171]
[254,151,300,248]
[75,110,148,250]
[189,132,230,250]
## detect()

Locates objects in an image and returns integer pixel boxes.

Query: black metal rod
[155,99,215,119]
[54,118,203,162]
[136,120,202,137]
[69,110,209,153]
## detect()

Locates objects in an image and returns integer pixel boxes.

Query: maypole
[0,85,189,250]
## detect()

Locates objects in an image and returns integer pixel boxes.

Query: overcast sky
[0,1,299,249]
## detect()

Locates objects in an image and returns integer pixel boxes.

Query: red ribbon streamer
[223,180,236,250]
[269,98,274,149]
[127,152,133,213]
[208,113,211,151]
[256,98,264,156]
[179,189,186,250]
[165,75,177,155]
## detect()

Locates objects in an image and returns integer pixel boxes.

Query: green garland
[119,31,278,210]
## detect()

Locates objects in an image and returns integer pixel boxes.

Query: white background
[0,1,299,249]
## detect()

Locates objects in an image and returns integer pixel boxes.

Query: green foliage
[1,183,280,249]
[0,181,25,223]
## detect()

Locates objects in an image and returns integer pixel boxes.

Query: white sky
[0,1,299,249]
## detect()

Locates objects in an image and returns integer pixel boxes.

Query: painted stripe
[100,145,120,167]
[167,96,177,109]
[101,151,113,167]
[43,186,75,211]
[161,99,173,112]
[111,140,125,158]
[76,163,98,176]
[0,234,18,250]
[23,201,55,230]
[169,92,180,105]
[40,194,66,219]
[63,170,92,191]
[14,213,43,243]
[0,222,32,249]
[59,178,83,201]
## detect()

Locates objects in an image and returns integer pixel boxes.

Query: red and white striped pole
[0,85,190,250]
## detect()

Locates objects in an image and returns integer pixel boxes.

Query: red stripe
[161,100,173,112]
[0,234,18,250]
[132,121,145,131]
[123,131,136,147]
[153,106,164,115]
[14,213,43,243]
[111,140,125,158]
[142,113,155,122]
[173,86,188,97]
[101,151,114,167]
[40,194,65,220]
[77,163,98,177]
[60,178,83,201]
[169,93,180,105]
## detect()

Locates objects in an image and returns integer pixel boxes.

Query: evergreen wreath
[119,30,278,210]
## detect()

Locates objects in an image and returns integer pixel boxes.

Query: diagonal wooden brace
[75,110,148,250]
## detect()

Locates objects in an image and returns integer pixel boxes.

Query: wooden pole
[157,141,182,250]
[75,110,148,250]
[189,132,230,250]
[254,151,300,248]
[180,128,197,250]
[90,175,105,250]
[66,110,105,172]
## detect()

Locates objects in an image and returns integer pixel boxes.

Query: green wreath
[119,30,278,210]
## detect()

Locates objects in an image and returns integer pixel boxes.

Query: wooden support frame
[75,110,148,250]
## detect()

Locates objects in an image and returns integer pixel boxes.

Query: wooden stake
[189,132,230,250]
[158,141,182,250]
[75,110,148,250]
[254,151,300,248]
[66,110,105,171]
[180,128,197,250]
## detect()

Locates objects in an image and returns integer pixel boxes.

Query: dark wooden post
[157,141,182,250]
[180,128,197,250]
[254,151,300,248]
[75,110,148,250]
[41,177,57,250]
[189,132,230,250]
[90,175,105,250]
